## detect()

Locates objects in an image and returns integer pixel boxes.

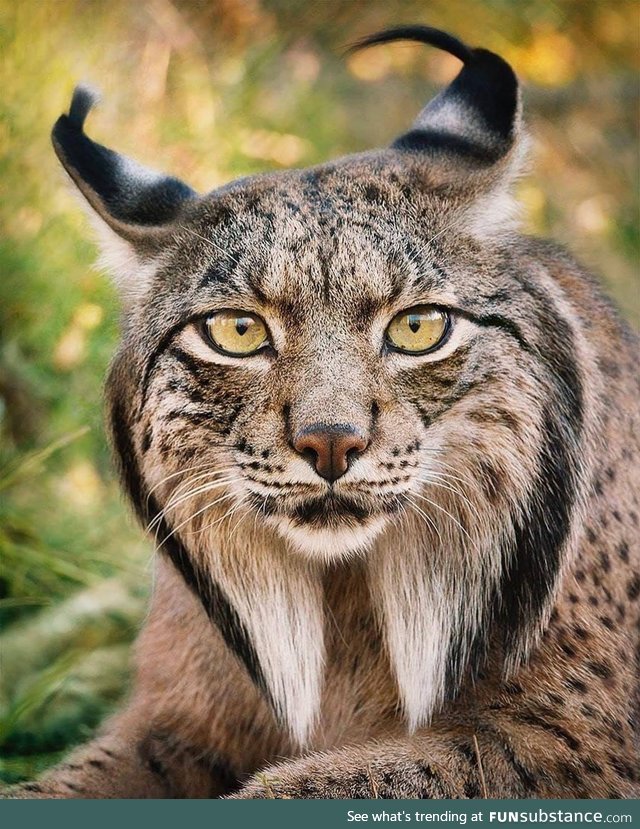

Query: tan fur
[6,28,639,799]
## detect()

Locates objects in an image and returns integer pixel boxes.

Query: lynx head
[52,27,591,745]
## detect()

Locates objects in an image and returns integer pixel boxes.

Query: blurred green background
[0,0,638,783]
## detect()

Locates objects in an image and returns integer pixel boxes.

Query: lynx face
[134,169,530,561]
[52,28,592,741]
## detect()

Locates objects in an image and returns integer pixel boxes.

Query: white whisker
[417,475,482,523]
[411,490,473,541]
[147,463,222,501]
[147,477,237,533]
[158,490,239,548]
[192,494,248,537]
[164,468,237,504]
[179,225,240,265]
[405,494,444,546]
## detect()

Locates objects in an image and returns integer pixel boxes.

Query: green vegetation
[1,0,638,783]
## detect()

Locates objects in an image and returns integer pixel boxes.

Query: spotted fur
[6,26,638,799]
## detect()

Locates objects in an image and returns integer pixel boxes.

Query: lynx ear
[52,86,197,293]
[350,26,522,176]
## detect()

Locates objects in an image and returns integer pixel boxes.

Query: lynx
[8,26,639,798]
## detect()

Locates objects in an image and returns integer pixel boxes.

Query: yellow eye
[203,310,269,356]
[386,306,450,354]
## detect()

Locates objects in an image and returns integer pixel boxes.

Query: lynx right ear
[350,26,522,179]
[52,86,197,293]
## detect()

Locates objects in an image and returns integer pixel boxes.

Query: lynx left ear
[350,26,521,174]
[52,86,196,287]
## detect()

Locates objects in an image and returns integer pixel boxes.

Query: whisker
[157,491,239,548]
[147,477,237,533]
[191,494,248,537]
[416,456,473,483]
[411,490,473,541]
[179,225,240,265]
[405,495,444,546]
[417,475,482,523]
[226,499,252,541]
[165,467,237,502]
[253,494,270,535]
[146,462,233,504]
[424,214,466,247]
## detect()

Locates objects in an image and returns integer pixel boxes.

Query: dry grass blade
[473,734,488,799]
[0,427,90,493]
[367,763,380,798]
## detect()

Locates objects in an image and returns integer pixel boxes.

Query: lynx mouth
[254,489,404,525]
[290,492,372,527]
[246,487,406,556]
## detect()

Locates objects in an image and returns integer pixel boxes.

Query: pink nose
[293,423,368,482]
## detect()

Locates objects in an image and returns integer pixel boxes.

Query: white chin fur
[276,516,387,562]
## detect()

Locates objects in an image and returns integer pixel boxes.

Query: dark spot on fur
[363,183,382,203]
[21,782,45,792]
[517,712,581,751]
[141,427,153,453]
[495,738,539,795]
[587,660,613,680]
[463,779,481,798]
[610,756,637,782]
[627,573,640,601]
[560,763,583,786]
[573,624,589,640]
[618,541,629,563]
[565,677,588,693]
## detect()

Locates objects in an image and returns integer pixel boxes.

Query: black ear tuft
[67,84,100,130]
[52,85,196,234]
[350,25,520,167]
[348,25,472,64]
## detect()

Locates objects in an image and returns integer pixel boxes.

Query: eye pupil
[236,320,249,336]
[408,317,421,334]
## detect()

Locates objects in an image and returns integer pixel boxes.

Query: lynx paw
[231,753,448,799]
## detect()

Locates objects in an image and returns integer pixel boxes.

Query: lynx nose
[293,423,368,483]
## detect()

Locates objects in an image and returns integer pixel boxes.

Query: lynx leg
[3,713,240,799]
